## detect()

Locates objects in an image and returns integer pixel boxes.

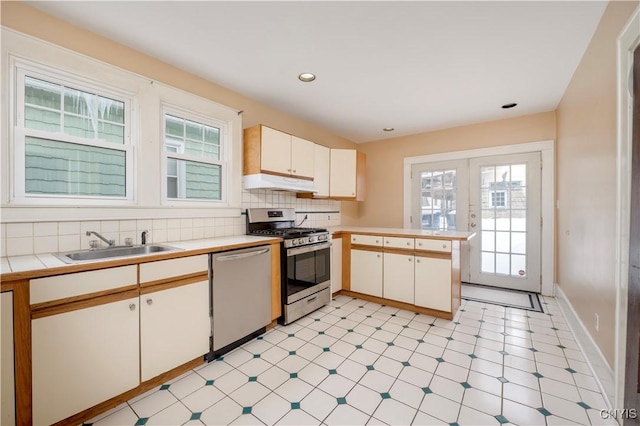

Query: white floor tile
[256,366,290,390]
[501,398,547,425]
[229,381,271,407]
[419,393,461,423]
[223,348,254,368]
[229,413,263,425]
[503,382,542,407]
[200,397,243,426]
[318,374,357,398]
[462,388,502,416]
[300,388,338,422]
[397,365,433,389]
[167,372,207,400]
[92,405,139,425]
[542,393,591,425]
[337,358,369,383]
[389,379,424,409]
[130,388,179,419]
[428,374,464,403]
[180,385,225,413]
[274,377,314,401]
[251,392,290,426]
[457,405,500,425]
[466,370,502,397]
[373,398,416,426]
[277,354,311,373]
[214,369,250,394]
[324,404,370,426]
[412,410,447,425]
[237,358,272,377]
[296,342,325,361]
[358,370,395,393]
[146,401,192,425]
[435,361,470,383]
[313,351,346,370]
[196,360,234,381]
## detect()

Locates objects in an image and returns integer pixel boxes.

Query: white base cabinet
[32,297,140,426]
[350,249,382,297]
[383,252,415,304]
[414,256,452,312]
[140,280,210,381]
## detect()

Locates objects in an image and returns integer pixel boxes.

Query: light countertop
[328,226,475,241]
[0,235,280,279]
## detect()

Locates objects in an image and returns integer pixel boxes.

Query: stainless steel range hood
[243,174,316,193]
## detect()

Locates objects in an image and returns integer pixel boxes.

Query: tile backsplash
[0,189,341,257]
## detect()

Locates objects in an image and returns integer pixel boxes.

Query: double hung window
[163,110,225,202]
[14,65,133,202]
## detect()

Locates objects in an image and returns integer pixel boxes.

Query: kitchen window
[162,109,226,202]
[13,64,134,203]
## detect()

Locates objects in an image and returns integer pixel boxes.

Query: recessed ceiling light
[298,73,316,82]
[501,103,517,109]
[383,127,395,132]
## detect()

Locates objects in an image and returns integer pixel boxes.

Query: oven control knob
[309,236,316,243]
[292,239,300,246]
[319,234,327,241]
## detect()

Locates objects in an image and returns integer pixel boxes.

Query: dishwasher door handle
[215,248,270,262]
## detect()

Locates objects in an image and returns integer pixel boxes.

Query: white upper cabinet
[291,135,315,178]
[330,149,365,201]
[261,126,292,176]
[245,125,315,179]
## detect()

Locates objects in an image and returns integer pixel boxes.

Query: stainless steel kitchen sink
[54,244,182,264]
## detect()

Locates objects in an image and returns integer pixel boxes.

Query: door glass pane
[478,163,528,278]
[420,169,456,230]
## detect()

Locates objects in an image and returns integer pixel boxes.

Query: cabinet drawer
[350,234,383,247]
[415,239,452,253]
[383,236,414,250]
[30,266,137,305]
[139,254,208,284]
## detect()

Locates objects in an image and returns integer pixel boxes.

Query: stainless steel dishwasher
[206,245,271,360]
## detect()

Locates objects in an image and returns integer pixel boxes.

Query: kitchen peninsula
[330,227,475,320]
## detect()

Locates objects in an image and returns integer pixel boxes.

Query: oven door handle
[286,242,332,257]
[216,248,270,261]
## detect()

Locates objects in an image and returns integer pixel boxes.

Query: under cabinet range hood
[243,173,316,193]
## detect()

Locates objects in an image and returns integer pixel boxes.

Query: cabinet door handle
[386,241,389,244]
[416,259,420,263]
[292,169,296,173]
[408,258,412,262]
[375,240,379,244]
[406,242,411,246]
[377,254,381,258]
[129,303,136,311]
[146,298,153,306]
[443,244,447,249]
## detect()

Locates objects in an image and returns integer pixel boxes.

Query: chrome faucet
[86,231,115,247]
[141,230,149,245]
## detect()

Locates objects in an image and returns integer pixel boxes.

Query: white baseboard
[555,284,615,409]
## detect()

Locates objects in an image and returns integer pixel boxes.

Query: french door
[468,153,541,292]
[412,152,542,292]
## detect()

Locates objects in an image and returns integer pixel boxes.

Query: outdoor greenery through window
[22,75,128,197]
[164,113,222,201]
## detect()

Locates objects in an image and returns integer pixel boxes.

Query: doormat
[461,283,544,313]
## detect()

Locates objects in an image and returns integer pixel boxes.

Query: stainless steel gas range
[246,208,331,325]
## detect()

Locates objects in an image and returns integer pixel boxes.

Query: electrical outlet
[595,313,600,332]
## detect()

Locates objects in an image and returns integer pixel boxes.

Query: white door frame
[403,140,555,296]
[615,5,639,413]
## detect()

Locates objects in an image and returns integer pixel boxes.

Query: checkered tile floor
[83,295,615,425]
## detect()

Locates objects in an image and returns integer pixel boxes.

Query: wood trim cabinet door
[350,249,383,297]
[31,297,140,426]
[140,280,210,382]
[383,252,415,304]
[414,256,452,312]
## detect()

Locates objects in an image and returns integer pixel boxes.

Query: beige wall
[556,0,638,367]
[354,112,556,227]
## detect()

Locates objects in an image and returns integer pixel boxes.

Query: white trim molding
[403,140,555,296]
[556,284,615,409]
[615,4,639,414]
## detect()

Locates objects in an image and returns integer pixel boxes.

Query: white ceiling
[27,1,608,143]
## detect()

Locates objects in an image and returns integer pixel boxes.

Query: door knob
[470,222,477,228]
[129,303,136,311]
[471,213,476,219]
[146,298,153,306]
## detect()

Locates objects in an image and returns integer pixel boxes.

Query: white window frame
[160,104,228,206]
[11,59,135,206]
[490,189,507,208]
